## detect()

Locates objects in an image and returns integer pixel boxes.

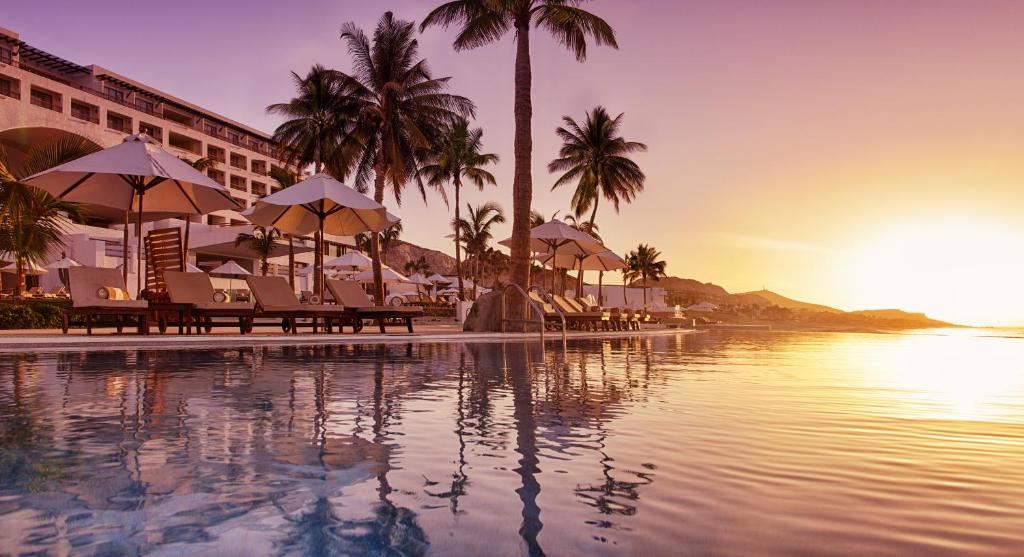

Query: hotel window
[230,195,246,208]
[135,98,155,114]
[227,131,241,145]
[104,86,124,103]
[107,112,132,133]
[0,46,12,65]
[203,122,219,136]
[139,122,162,142]
[251,181,267,197]
[0,75,18,99]
[229,175,246,192]
[206,145,225,163]
[251,160,267,175]
[70,100,99,123]
[168,131,201,154]
[30,87,61,112]
[207,169,225,185]
[229,153,246,169]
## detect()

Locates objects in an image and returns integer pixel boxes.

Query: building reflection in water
[0,336,674,555]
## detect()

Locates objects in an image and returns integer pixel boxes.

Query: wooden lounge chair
[64,266,149,335]
[246,275,350,333]
[327,279,423,333]
[551,294,610,331]
[164,271,253,335]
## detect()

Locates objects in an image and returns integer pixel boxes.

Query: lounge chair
[64,266,149,335]
[527,290,570,330]
[551,294,610,331]
[326,279,423,333]
[164,271,253,334]
[246,276,350,333]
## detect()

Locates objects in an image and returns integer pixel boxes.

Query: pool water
[1,330,1023,556]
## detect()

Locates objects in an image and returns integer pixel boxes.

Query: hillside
[735,289,841,313]
[386,240,457,275]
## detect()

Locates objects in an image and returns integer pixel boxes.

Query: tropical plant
[380,222,403,266]
[330,12,474,303]
[267,65,349,295]
[422,0,618,298]
[268,167,300,287]
[455,201,505,299]
[418,118,499,300]
[626,243,667,309]
[234,226,279,275]
[0,137,96,296]
[549,106,646,230]
[403,256,432,277]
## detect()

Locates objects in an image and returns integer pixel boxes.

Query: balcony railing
[107,119,132,133]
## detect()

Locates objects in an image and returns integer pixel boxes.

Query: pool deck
[0,323,696,352]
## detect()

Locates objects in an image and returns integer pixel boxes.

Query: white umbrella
[538,249,625,304]
[242,173,390,299]
[2,261,48,275]
[427,273,452,285]
[324,251,373,271]
[46,255,82,288]
[406,273,432,286]
[355,266,409,284]
[186,263,203,273]
[209,260,251,299]
[22,134,239,293]
[500,220,605,293]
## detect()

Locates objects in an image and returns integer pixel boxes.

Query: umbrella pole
[122,210,130,286]
[598,270,603,307]
[182,217,191,270]
[550,245,558,293]
[136,191,145,297]
[317,218,325,301]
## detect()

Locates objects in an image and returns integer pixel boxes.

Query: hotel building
[0,26,354,295]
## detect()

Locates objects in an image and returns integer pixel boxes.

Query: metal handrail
[501,283,550,344]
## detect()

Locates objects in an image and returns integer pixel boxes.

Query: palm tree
[622,251,637,308]
[331,12,474,304]
[455,201,505,299]
[404,256,432,276]
[563,214,601,294]
[418,118,499,301]
[0,136,95,296]
[628,243,667,310]
[269,168,299,287]
[549,106,646,230]
[422,0,618,298]
[234,226,279,275]
[267,65,348,294]
[379,222,403,266]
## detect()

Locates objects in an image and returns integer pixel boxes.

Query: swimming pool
[2,330,1023,555]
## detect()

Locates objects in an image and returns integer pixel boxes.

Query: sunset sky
[7,0,1024,326]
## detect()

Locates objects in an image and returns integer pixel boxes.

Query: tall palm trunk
[371,170,387,304]
[311,154,323,295]
[15,258,25,298]
[454,179,465,301]
[622,275,628,307]
[287,235,295,288]
[509,22,533,295]
[472,254,479,300]
[642,275,648,310]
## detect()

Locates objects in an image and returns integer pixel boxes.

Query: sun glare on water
[842,218,1024,326]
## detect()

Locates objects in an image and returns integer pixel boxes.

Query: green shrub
[0,305,44,329]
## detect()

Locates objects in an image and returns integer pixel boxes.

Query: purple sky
[7,0,1024,324]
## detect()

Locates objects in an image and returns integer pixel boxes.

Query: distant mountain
[734,289,841,313]
[386,240,456,275]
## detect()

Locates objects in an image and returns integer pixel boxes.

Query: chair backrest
[246,275,300,309]
[145,227,183,292]
[69,266,129,307]
[528,290,556,314]
[551,295,580,314]
[327,279,374,309]
[164,271,216,304]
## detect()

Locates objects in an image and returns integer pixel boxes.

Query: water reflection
[1,331,1024,555]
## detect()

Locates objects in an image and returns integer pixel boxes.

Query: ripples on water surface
[1,329,1023,556]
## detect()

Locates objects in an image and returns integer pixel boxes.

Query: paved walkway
[0,324,693,352]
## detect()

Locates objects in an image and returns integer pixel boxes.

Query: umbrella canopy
[243,173,390,236]
[427,273,452,285]
[499,220,605,257]
[324,251,373,270]
[22,134,237,215]
[406,273,432,286]
[355,266,409,284]
[209,260,251,278]
[45,256,82,270]
[186,263,203,273]
[21,134,239,293]
[537,250,626,272]
[1,261,48,275]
